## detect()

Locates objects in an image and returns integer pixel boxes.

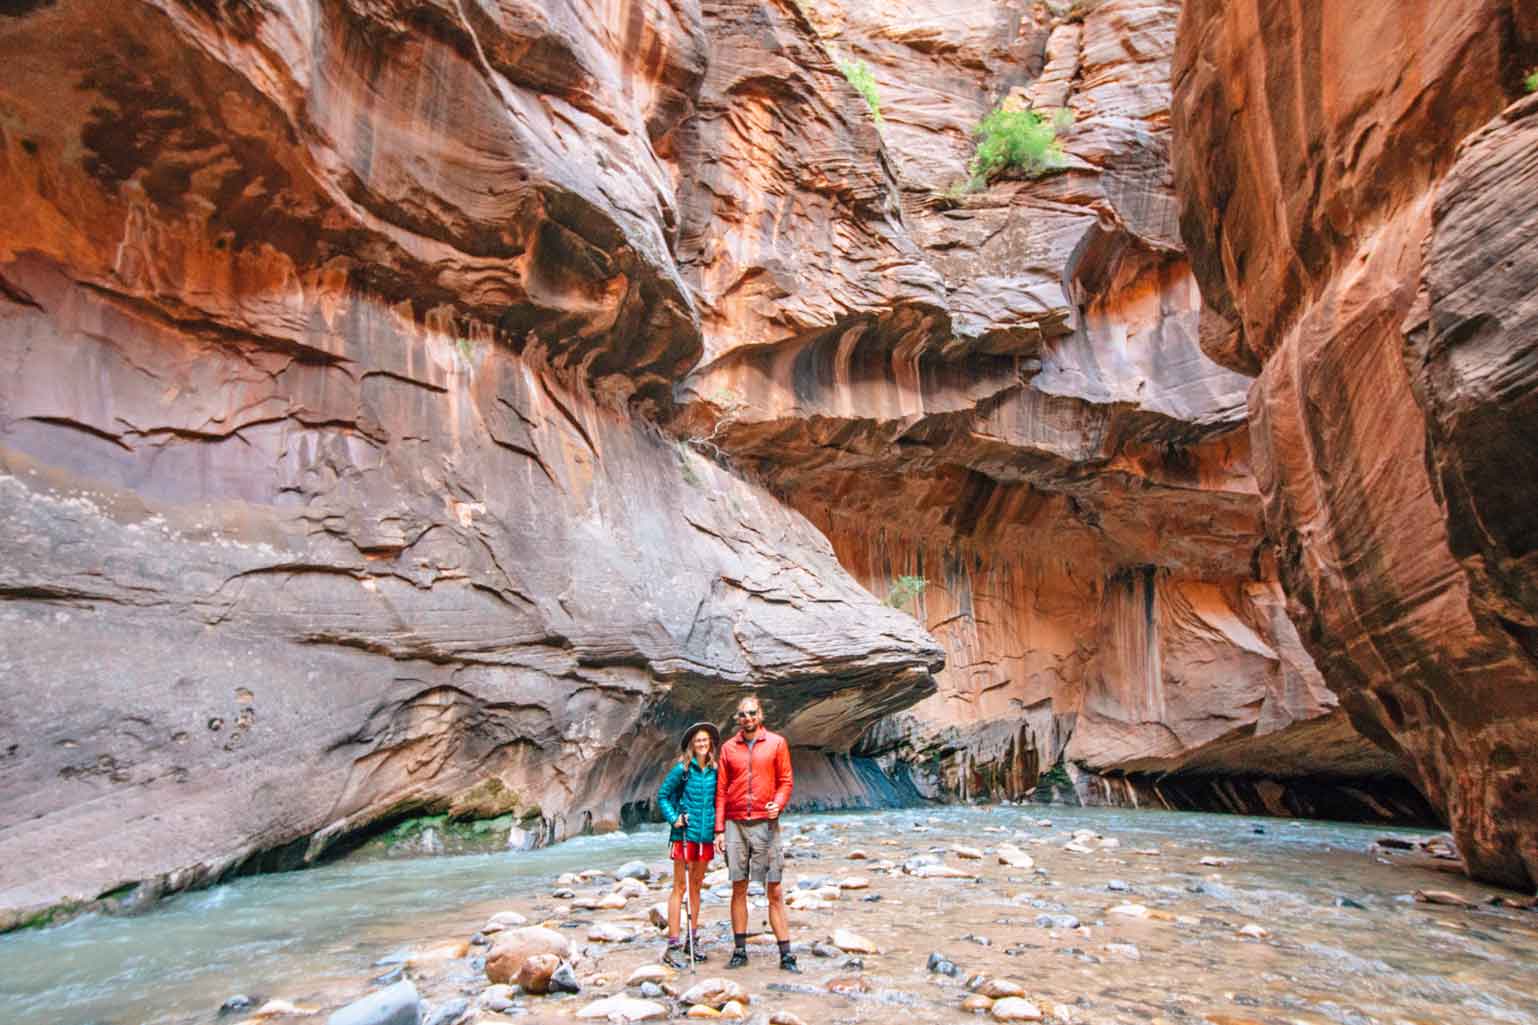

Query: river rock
[687,1006,721,1019]
[908,864,976,880]
[813,942,842,958]
[1109,904,1151,919]
[769,1014,807,1025]
[485,928,574,985]
[627,965,672,986]
[551,962,582,994]
[1104,943,1141,960]
[328,981,421,1025]
[482,911,529,934]
[953,845,984,860]
[220,995,256,1014]
[962,995,995,1012]
[421,998,471,1025]
[588,923,636,943]
[718,1001,747,1019]
[975,978,1025,999]
[479,986,517,1012]
[679,978,748,1009]
[927,951,960,976]
[990,997,1043,1021]
[996,846,1034,869]
[1413,890,1478,909]
[514,954,562,995]
[827,975,870,995]
[1237,924,1269,939]
[575,996,667,1022]
[1063,842,1095,855]
[573,893,629,910]
[836,876,869,890]
[258,1000,315,1017]
[831,928,879,954]
[616,861,651,881]
[613,878,650,899]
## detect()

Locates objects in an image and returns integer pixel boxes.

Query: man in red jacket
[713,694,798,972]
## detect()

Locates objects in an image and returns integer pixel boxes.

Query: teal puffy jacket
[657,759,717,843]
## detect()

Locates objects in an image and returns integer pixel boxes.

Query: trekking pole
[683,887,695,975]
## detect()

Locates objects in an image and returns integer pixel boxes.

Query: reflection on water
[3,805,1537,1025]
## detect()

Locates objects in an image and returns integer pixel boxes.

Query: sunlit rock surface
[0,0,941,929]
[676,0,1404,808]
[1172,0,1538,887]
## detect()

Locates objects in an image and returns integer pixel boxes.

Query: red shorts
[670,840,715,863]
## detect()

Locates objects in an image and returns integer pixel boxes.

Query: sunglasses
[734,710,761,719]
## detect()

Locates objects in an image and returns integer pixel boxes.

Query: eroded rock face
[0,0,941,929]
[1172,1,1538,886]
[677,0,1403,807]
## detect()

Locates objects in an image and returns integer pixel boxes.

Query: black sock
[733,932,747,951]
[778,940,791,957]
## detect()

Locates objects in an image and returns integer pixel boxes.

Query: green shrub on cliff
[839,58,883,126]
[1526,68,1538,94]
[884,574,927,610]
[968,104,1069,188]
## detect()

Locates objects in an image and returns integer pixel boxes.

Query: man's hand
[765,801,779,817]
[715,831,725,846]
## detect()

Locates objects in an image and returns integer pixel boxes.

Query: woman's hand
[675,813,688,828]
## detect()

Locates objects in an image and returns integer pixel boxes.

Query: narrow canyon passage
[2,0,1537,1023]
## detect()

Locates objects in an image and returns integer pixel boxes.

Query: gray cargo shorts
[723,818,784,884]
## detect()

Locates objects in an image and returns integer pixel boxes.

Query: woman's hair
[678,727,717,768]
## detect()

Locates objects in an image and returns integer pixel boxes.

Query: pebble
[639,982,664,999]
[837,876,869,890]
[615,861,651,881]
[1103,943,1141,960]
[848,849,869,859]
[1237,923,1269,938]
[575,995,667,1021]
[962,994,995,1012]
[813,942,842,958]
[687,1004,721,1019]
[719,1000,747,1020]
[769,1014,807,1025]
[907,863,976,880]
[953,845,984,860]
[1107,880,1129,892]
[1034,914,1079,930]
[1109,904,1150,919]
[588,923,636,942]
[220,995,255,1014]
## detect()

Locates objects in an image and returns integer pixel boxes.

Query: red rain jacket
[714,727,793,824]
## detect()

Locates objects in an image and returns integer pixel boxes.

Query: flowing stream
[4,805,1537,1025]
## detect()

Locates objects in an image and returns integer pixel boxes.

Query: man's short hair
[737,694,762,711]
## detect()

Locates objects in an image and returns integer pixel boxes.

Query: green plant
[1526,68,1538,94]
[456,336,475,361]
[839,58,883,126]
[884,574,927,609]
[676,440,702,488]
[967,104,1069,188]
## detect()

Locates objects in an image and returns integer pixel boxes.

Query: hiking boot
[689,946,709,963]
[779,952,801,974]
[726,949,749,969]
[662,946,688,970]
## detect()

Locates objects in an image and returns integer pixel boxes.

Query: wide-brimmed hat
[679,720,721,753]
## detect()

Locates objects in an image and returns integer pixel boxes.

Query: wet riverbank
[4,805,1536,1025]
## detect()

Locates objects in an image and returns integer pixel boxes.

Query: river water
[3,805,1536,1025]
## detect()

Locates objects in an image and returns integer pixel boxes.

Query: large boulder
[485,927,575,986]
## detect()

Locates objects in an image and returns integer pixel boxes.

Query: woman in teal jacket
[657,721,719,967]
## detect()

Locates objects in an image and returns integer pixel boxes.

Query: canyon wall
[1172,0,1538,887]
[0,0,944,930]
[676,0,1412,815]
[0,0,1483,927]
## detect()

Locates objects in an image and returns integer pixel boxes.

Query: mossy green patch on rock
[446,776,526,820]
